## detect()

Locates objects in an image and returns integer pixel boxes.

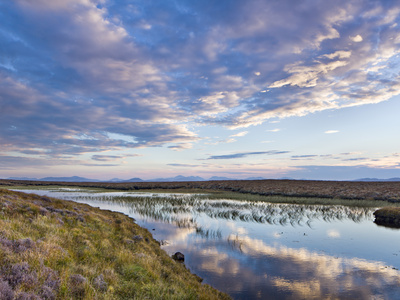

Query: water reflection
[70,195,375,230]
[223,234,400,299]
[14,189,400,299]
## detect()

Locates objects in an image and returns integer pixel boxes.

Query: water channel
[15,188,400,299]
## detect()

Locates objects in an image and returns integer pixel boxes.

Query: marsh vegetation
[2,178,400,202]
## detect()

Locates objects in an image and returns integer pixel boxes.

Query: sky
[1,0,400,181]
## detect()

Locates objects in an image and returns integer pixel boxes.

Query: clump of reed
[374,207,400,228]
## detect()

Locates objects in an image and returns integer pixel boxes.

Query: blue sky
[1,0,400,180]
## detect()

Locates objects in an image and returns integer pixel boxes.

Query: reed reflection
[70,195,375,231]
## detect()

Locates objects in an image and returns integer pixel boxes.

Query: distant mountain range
[5,176,400,183]
[354,177,400,182]
[6,175,267,182]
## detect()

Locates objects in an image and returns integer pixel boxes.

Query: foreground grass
[0,189,230,299]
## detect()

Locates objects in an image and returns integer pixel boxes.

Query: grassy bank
[0,189,230,299]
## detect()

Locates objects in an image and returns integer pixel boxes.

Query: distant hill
[246,177,267,180]
[147,175,205,182]
[354,177,400,182]
[7,176,144,182]
[9,175,399,183]
[208,176,235,181]
[7,177,39,181]
[39,176,100,182]
[108,177,144,182]
[125,177,144,182]
[109,178,126,182]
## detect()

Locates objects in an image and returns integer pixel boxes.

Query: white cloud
[167,143,194,151]
[350,35,363,42]
[327,229,341,238]
[230,131,248,137]
[269,60,349,88]
[325,130,339,134]
[323,50,352,59]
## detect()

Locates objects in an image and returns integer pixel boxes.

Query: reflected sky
[15,189,400,299]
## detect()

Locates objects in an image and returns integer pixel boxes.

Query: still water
[16,189,400,299]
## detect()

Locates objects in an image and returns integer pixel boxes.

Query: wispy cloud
[91,154,141,162]
[230,131,249,137]
[167,143,195,151]
[291,155,318,160]
[205,150,289,160]
[167,163,201,168]
[92,155,124,162]
[325,130,339,134]
[342,157,368,161]
[204,138,236,145]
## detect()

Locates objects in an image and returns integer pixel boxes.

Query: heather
[0,189,229,299]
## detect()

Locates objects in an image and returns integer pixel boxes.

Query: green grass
[0,189,230,299]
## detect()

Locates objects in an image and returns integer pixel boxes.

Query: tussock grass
[0,189,230,299]
[374,207,400,228]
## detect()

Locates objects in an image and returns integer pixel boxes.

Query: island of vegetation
[374,207,400,228]
[0,188,230,299]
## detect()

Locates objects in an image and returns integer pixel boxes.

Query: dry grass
[0,189,230,299]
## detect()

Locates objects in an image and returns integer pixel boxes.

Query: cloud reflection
[222,235,400,299]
